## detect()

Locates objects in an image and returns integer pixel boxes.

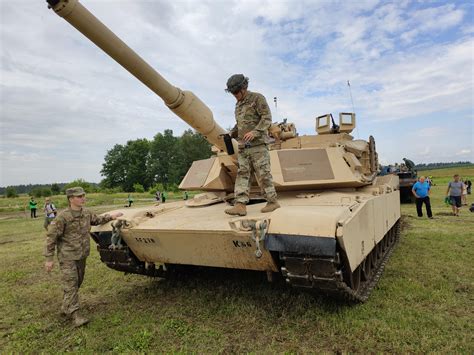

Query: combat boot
[225,203,247,216]
[261,201,280,213]
[71,311,89,327]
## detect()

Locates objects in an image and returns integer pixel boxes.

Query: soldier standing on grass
[44,187,123,327]
[224,74,280,216]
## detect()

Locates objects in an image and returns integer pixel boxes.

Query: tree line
[3,180,100,198]
[415,161,472,170]
[1,183,66,197]
[100,129,211,192]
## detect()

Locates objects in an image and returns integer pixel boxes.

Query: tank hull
[92,175,400,301]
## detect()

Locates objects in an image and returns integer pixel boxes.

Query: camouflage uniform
[44,208,113,315]
[230,91,277,204]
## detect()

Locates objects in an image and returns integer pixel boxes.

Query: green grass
[0,167,473,352]
[417,164,474,185]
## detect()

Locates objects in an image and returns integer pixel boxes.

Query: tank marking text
[233,240,252,248]
[135,237,156,244]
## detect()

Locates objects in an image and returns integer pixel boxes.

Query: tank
[46,0,401,302]
[380,158,418,203]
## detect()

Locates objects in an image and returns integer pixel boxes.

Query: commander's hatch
[316,113,356,135]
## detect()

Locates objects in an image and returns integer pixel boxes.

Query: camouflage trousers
[59,258,86,315]
[235,144,277,204]
[44,216,55,230]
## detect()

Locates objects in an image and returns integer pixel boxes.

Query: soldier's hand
[110,212,124,219]
[45,261,54,273]
[243,131,255,142]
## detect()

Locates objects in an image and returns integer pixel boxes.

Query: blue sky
[0,0,473,186]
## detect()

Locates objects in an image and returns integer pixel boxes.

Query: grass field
[1,167,473,352]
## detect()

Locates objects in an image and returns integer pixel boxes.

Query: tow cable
[251,220,268,258]
[110,219,126,249]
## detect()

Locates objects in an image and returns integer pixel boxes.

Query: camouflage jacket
[44,208,113,262]
[230,91,272,147]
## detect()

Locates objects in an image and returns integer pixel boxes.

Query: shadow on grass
[111,265,350,316]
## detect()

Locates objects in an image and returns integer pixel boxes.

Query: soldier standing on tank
[43,187,123,327]
[224,74,280,216]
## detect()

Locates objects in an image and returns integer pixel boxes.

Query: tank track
[91,232,169,277]
[280,220,400,302]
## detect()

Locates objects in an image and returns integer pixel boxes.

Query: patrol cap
[66,186,85,197]
[225,74,249,94]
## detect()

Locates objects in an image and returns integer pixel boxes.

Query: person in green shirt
[29,197,38,218]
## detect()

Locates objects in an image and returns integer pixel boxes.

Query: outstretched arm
[90,211,123,226]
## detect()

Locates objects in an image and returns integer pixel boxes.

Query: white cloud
[400,4,464,44]
[415,127,443,138]
[456,149,472,156]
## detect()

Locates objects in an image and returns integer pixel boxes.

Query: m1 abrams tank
[46,0,401,302]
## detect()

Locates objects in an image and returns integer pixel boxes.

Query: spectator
[466,179,472,195]
[127,194,134,207]
[412,176,433,219]
[162,191,166,203]
[461,179,468,205]
[428,175,434,186]
[446,174,464,216]
[183,191,189,200]
[43,197,57,230]
[155,190,161,202]
[29,197,38,218]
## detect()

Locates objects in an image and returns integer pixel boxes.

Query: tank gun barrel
[46,0,236,154]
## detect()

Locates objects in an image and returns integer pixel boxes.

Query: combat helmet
[225,74,249,94]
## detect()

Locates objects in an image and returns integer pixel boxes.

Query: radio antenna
[347,80,360,138]
[273,96,278,121]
